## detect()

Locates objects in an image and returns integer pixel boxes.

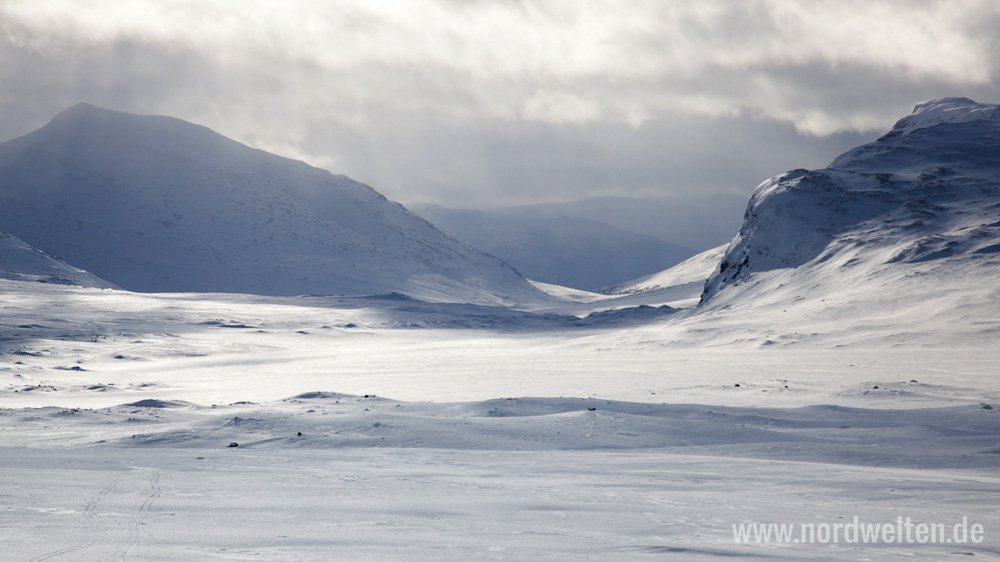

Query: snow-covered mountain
[0,104,542,304]
[0,230,116,288]
[412,204,694,291]
[696,98,1000,342]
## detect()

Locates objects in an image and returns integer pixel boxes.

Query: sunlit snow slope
[695,98,1000,341]
[603,244,725,296]
[0,103,541,304]
[0,230,116,288]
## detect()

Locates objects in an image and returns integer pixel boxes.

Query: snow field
[2,281,999,560]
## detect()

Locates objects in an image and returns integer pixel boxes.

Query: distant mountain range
[418,193,747,255]
[411,204,694,291]
[0,103,542,304]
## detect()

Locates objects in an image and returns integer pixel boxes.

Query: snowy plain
[1,279,999,561]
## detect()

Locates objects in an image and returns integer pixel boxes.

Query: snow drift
[0,103,541,304]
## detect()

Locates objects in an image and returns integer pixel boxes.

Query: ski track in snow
[25,472,124,562]
[20,468,162,562]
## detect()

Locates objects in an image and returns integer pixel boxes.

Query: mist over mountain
[0,103,542,304]
[480,194,748,253]
[411,204,694,291]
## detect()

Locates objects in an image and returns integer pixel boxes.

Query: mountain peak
[0,105,542,304]
[51,102,133,123]
[879,97,1000,140]
[64,101,101,112]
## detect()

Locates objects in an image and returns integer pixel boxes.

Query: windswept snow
[1,279,999,561]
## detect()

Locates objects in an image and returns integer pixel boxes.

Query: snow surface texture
[3,99,1000,560]
[0,103,542,305]
[0,230,116,288]
[412,204,694,291]
[1,280,999,561]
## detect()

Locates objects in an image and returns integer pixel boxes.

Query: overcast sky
[2,0,999,211]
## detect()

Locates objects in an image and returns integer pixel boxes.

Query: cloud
[1,0,998,214]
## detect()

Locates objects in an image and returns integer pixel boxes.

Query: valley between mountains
[2,98,999,560]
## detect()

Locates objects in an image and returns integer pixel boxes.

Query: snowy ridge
[693,98,1000,346]
[0,103,543,304]
[0,230,116,288]
[879,97,1000,140]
